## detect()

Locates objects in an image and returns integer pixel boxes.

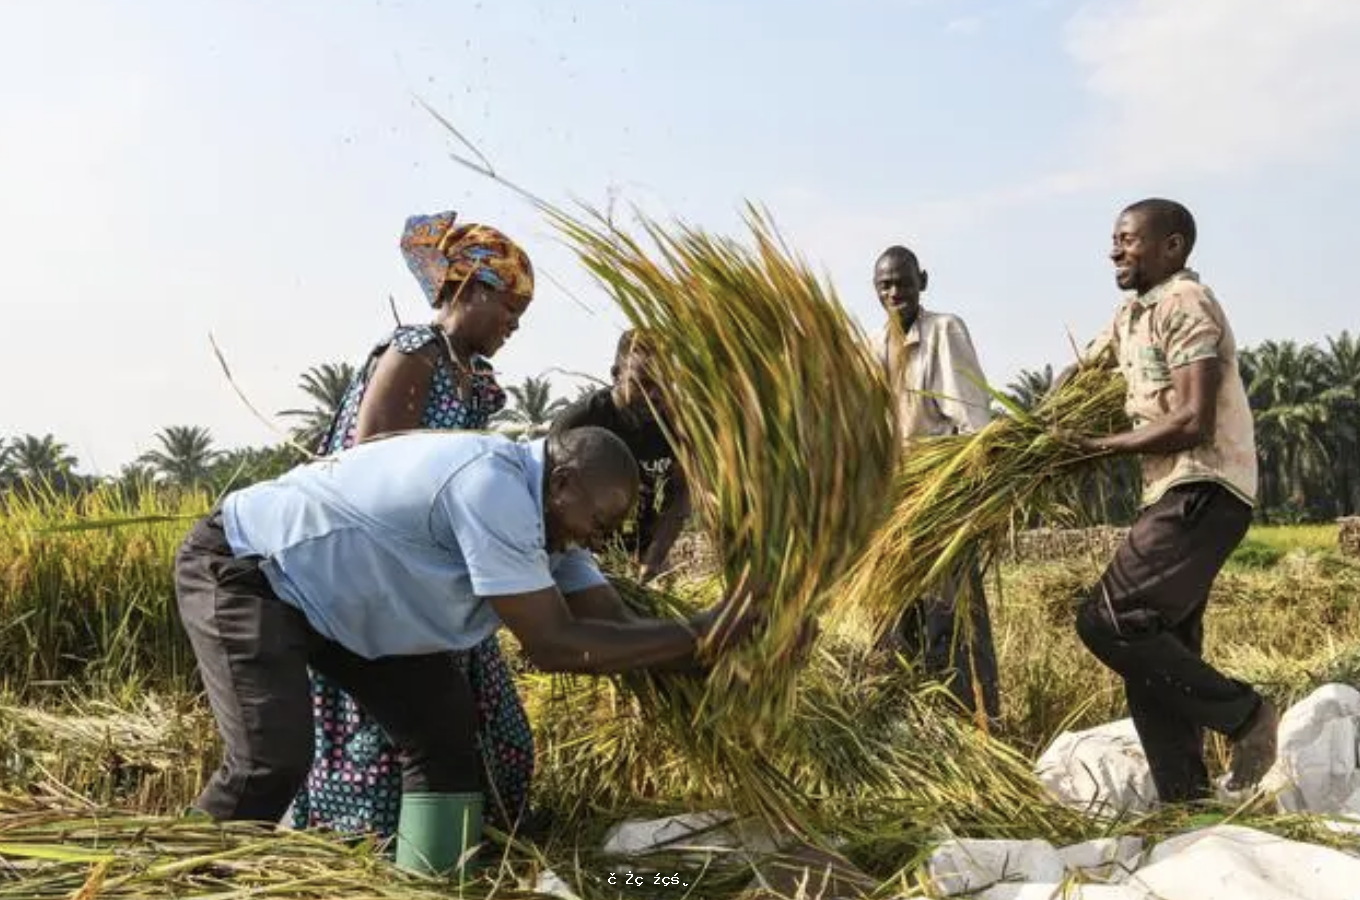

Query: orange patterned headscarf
[400,210,534,306]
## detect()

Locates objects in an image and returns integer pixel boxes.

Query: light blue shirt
[221,432,606,659]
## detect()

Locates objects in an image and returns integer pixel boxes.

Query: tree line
[0,367,582,502]
[4,331,1357,523]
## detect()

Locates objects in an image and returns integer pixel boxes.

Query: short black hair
[876,245,921,272]
[1123,198,1197,256]
[547,425,640,494]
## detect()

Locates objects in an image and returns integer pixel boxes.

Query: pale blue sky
[2,0,1357,473]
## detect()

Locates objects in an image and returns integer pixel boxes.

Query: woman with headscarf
[288,210,537,838]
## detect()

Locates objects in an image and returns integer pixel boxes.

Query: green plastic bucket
[395,791,483,876]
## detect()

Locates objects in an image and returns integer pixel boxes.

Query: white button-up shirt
[877,308,992,440]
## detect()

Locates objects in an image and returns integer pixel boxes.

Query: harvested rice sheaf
[552,205,899,740]
[527,577,1094,844]
[838,363,1130,638]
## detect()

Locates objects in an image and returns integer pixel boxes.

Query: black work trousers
[174,511,482,823]
[888,558,1001,721]
[1076,482,1261,803]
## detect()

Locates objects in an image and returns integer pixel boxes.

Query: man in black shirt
[552,330,689,582]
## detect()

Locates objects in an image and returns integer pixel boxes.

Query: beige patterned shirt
[1085,270,1257,508]
[878,309,992,441]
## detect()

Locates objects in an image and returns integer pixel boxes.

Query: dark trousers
[174,511,482,823]
[1076,482,1261,803]
[888,560,1001,720]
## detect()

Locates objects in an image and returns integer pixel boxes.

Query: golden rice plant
[836,364,1129,645]
[551,204,899,739]
[0,485,205,697]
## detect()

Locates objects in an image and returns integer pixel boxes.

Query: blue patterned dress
[288,325,535,835]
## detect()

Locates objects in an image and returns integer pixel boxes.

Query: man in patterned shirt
[875,245,1000,721]
[1067,198,1277,802]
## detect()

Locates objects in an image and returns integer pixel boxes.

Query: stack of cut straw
[0,697,216,814]
[552,205,899,739]
[0,806,470,899]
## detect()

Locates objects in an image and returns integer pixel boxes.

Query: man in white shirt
[874,245,999,720]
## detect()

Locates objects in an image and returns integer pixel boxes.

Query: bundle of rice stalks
[551,205,899,739]
[836,363,1129,643]
[0,695,216,814]
[529,577,818,833]
[528,579,1096,851]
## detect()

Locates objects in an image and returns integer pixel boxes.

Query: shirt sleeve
[1160,287,1224,369]
[1082,312,1121,367]
[550,547,608,595]
[434,453,556,597]
[932,317,993,435]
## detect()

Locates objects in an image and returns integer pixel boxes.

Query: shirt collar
[1133,268,1198,307]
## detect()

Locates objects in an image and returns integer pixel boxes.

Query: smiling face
[1110,209,1185,296]
[874,251,928,330]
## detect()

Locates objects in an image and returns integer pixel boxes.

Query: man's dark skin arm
[562,582,638,623]
[1081,358,1220,456]
[638,477,690,583]
[489,585,751,675]
[562,580,722,674]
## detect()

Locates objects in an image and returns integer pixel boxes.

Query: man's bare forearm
[1093,412,1204,456]
[525,619,699,674]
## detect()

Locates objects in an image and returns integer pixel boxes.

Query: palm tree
[0,438,13,488]
[1321,332,1360,516]
[210,444,302,494]
[8,433,77,490]
[1005,365,1055,413]
[1240,341,1334,518]
[279,362,357,451]
[111,460,159,504]
[493,376,571,440]
[139,426,219,490]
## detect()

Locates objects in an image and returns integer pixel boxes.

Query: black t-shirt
[552,389,683,552]
[551,388,675,469]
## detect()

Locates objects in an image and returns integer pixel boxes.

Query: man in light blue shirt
[174,426,748,842]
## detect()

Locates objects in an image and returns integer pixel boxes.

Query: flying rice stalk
[548,204,899,741]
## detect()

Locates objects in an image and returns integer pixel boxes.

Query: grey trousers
[886,559,1001,720]
[174,510,482,823]
[1076,482,1260,802]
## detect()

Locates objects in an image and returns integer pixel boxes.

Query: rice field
[2,483,1358,896]
[1,212,1356,896]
